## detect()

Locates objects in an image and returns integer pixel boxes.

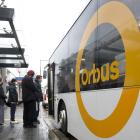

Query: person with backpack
[7,78,18,124]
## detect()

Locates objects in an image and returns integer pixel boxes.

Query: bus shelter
[0,7,28,68]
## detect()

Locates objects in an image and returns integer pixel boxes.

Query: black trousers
[10,103,16,121]
[23,101,36,126]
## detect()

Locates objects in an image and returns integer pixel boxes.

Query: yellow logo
[75,1,140,138]
[81,60,120,86]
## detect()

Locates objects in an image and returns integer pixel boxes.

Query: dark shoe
[23,125,28,128]
[37,120,40,124]
[33,120,40,124]
[30,125,37,128]
[23,124,37,128]
[23,124,27,128]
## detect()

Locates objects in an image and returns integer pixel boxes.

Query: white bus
[47,0,140,139]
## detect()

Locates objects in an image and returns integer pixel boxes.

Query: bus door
[48,62,55,116]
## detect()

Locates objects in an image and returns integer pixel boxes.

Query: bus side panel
[57,89,140,140]
[49,0,140,139]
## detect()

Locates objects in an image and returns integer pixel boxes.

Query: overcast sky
[5,0,90,75]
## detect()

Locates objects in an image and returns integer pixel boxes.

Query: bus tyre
[58,104,67,134]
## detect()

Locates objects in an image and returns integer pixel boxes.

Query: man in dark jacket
[34,75,43,124]
[7,78,18,124]
[22,70,38,128]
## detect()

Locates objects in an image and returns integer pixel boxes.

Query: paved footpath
[0,104,50,140]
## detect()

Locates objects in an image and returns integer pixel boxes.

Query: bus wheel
[58,104,67,134]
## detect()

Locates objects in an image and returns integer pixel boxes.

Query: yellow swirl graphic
[75,1,140,138]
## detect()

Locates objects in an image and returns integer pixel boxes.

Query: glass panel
[98,0,140,87]
[69,0,98,92]
[97,23,125,89]
[51,36,69,93]
[80,29,98,91]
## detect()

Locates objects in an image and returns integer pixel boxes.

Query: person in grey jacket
[0,77,6,125]
[34,75,43,124]
[7,78,18,124]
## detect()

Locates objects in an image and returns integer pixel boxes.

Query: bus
[47,0,140,139]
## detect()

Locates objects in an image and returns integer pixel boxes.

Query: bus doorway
[48,62,55,116]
